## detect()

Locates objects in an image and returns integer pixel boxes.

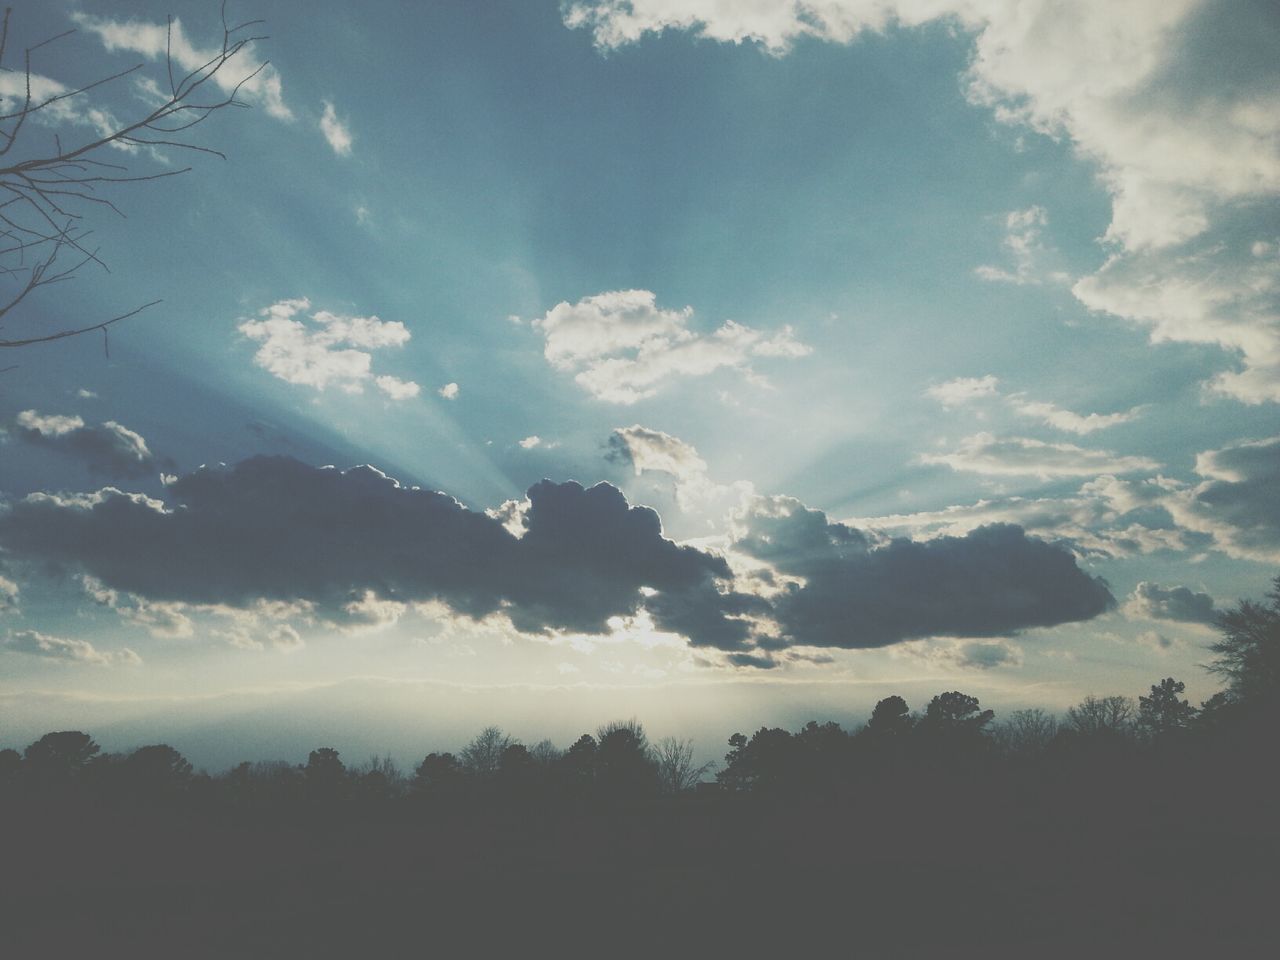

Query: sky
[1,0,1277,771]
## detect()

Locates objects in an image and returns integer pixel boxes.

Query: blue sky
[1,0,1277,768]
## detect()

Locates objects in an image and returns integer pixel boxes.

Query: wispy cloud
[5,629,140,666]
[319,100,353,155]
[974,206,1067,286]
[852,475,1198,561]
[925,375,999,409]
[1009,398,1143,435]
[919,433,1159,479]
[72,12,292,121]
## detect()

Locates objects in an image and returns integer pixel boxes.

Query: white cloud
[77,389,98,400]
[72,13,293,121]
[926,377,1142,433]
[319,101,353,155]
[239,298,419,399]
[5,629,141,666]
[925,375,999,408]
[1010,398,1143,435]
[375,376,421,400]
[919,433,1159,479]
[16,410,84,437]
[438,382,460,400]
[532,290,809,403]
[518,435,543,449]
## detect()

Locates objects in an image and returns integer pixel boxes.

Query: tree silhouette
[412,752,465,799]
[716,727,797,794]
[652,736,714,794]
[1065,694,1135,738]
[0,747,20,786]
[865,695,913,737]
[1138,678,1197,737]
[529,739,563,766]
[123,744,194,793]
[0,3,270,351]
[560,734,598,788]
[1209,575,1280,705]
[994,708,1058,757]
[460,726,514,779]
[304,747,347,799]
[23,730,100,783]
[920,691,994,734]
[352,754,405,800]
[595,719,656,798]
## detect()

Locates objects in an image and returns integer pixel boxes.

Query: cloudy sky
[1,0,1277,769]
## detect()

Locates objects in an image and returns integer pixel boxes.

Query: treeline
[2,575,1277,812]
[0,677,1269,812]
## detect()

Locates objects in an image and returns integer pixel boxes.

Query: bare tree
[0,2,268,352]
[993,708,1059,757]
[459,726,515,778]
[652,736,714,794]
[1065,694,1135,738]
[529,739,563,766]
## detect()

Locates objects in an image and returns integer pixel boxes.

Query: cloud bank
[0,455,1114,663]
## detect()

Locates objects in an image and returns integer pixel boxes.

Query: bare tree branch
[0,3,268,350]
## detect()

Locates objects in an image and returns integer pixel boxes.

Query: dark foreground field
[3,749,1275,959]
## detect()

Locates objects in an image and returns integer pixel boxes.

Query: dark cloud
[14,409,159,478]
[726,651,779,670]
[951,640,1022,670]
[0,457,1117,657]
[1127,581,1217,625]
[0,456,747,642]
[731,497,1114,649]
